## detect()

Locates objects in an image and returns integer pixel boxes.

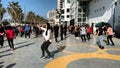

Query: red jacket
[87,26,92,33]
[6,29,15,39]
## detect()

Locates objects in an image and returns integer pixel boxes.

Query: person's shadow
[0,62,4,68]
[51,46,66,58]
[6,63,16,68]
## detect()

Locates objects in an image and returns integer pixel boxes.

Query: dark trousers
[81,34,86,42]
[54,33,58,42]
[87,33,91,40]
[61,32,63,40]
[55,36,58,42]
[41,41,51,57]
[8,39,14,49]
[0,36,4,47]
[20,32,24,37]
[25,31,30,38]
[107,35,114,45]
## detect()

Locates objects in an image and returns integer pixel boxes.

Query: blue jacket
[25,25,29,31]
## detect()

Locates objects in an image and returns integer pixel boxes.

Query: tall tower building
[57,0,63,13]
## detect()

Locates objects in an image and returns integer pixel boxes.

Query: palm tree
[7,2,23,23]
[26,11,48,24]
[0,4,6,21]
[26,11,35,24]
[34,15,41,23]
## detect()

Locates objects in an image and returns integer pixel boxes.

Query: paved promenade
[0,34,120,68]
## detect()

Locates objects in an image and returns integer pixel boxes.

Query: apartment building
[69,0,90,26]
[61,0,71,25]
[47,9,57,25]
[58,0,63,13]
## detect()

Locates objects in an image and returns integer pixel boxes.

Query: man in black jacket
[54,24,59,42]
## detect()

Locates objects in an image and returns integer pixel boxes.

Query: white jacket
[80,27,86,35]
[40,27,51,41]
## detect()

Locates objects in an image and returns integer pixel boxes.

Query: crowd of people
[68,23,115,49]
[0,23,43,52]
[0,22,115,59]
[0,23,67,59]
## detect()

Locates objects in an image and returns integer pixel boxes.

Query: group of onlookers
[53,23,67,43]
[68,23,115,49]
[0,23,44,52]
[68,24,92,42]
[96,23,115,49]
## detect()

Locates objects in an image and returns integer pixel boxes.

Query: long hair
[107,23,112,28]
[46,23,51,35]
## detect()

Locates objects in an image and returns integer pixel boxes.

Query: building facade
[47,9,58,25]
[61,0,71,25]
[88,0,120,31]
[69,0,90,26]
[58,0,63,13]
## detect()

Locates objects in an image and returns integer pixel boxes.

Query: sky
[1,0,57,19]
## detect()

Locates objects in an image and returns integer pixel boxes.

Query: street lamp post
[113,0,117,30]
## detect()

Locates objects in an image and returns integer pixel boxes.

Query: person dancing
[39,23,52,59]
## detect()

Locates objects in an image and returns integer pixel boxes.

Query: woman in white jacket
[39,23,52,59]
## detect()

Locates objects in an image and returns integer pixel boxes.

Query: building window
[78,14,81,18]
[100,8,102,11]
[61,16,64,19]
[56,16,59,19]
[67,0,70,3]
[97,9,98,12]
[78,18,81,22]
[67,9,70,13]
[78,9,81,12]
[61,10,64,14]
[94,10,96,13]
[83,18,86,22]
[83,14,86,17]
[103,6,105,10]
[67,15,69,18]
[119,0,120,4]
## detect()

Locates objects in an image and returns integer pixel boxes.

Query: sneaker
[111,44,115,46]
[100,46,104,49]
[10,48,14,51]
[10,48,14,53]
[40,56,45,59]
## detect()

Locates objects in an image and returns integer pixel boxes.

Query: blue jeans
[97,35,103,47]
